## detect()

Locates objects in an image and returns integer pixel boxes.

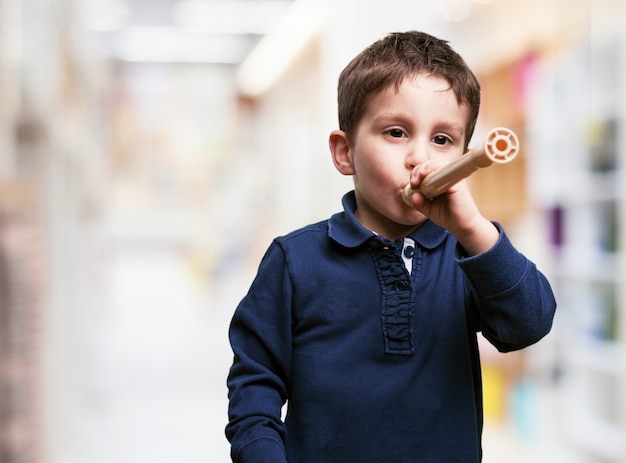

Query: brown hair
[337,31,481,150]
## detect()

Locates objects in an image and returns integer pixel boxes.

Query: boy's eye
[432,135,452,145]
[387,128,406,138]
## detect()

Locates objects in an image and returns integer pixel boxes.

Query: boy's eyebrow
[433,121,465,137]
[372,112,412,124]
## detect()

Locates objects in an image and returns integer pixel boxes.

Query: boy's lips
[401,184,417,206]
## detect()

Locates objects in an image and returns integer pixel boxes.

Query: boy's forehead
[380,72,452,93]
[409,72,452,91]
[388,74,468,113]
[373,74,464,108]
[363,73,455,105]
[359,76,471,131]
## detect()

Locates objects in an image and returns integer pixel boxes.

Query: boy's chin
[398,211,427,227]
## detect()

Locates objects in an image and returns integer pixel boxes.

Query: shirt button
[394,281,410,291]
[403,246,415,258]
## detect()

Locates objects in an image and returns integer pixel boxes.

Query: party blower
[402,127,519,205]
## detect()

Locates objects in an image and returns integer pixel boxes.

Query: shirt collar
[328,191,449,250]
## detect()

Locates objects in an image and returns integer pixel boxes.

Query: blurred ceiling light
[173,0,293,34]
[110,26,254,63]
[78,0,130,31]
[440,0,473,22]
[237,0,327,97]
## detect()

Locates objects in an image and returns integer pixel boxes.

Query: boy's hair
[337,31,481,150]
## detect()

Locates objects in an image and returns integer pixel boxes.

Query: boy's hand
[405,160,498,256]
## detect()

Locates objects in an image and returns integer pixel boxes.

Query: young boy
[225,31,556,462]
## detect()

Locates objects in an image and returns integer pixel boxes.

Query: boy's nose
[405,143,429,169]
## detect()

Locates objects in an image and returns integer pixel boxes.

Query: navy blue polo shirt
[226,191,556,463]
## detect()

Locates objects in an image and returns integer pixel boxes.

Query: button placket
[368,237,415,355]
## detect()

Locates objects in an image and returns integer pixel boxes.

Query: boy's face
[345,73,470,239]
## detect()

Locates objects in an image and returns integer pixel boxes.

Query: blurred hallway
[70,242,233,462]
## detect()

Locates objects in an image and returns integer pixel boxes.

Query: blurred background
[0,0,625,461]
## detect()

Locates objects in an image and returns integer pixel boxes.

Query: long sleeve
[458,224,557,352]
[226,242,292,463]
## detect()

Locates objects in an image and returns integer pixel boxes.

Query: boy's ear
[329,130,355,176]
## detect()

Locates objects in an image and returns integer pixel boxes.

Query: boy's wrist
[453,217,499,257]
